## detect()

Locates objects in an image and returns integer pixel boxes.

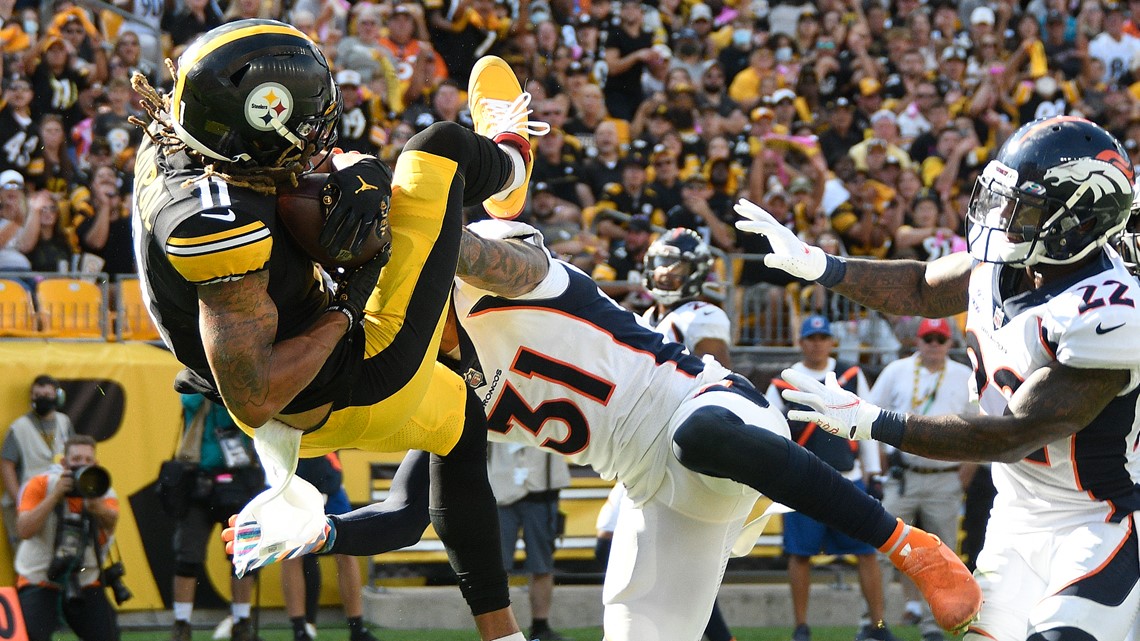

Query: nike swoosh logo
[202,209,236,222]
[1096,322,1126,334]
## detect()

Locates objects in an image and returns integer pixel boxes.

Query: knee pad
[175,561,202,578]
[672,406,755,477]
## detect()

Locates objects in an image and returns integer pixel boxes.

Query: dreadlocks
[129,69,307,195]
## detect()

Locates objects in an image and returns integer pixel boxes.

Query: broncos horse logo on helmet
[169,19,341,169]
[643,228,714,306]
[966,116,1134,267]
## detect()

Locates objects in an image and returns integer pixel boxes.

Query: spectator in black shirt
[27,35,90,131]
[604,0,658,120]
[0,77,36,175]
[664,174,735,251]
[593,214,654,310]
[24,191,72,273]
[162,0,224,60]
[818,97,864,169]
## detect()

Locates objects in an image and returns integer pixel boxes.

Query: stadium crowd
[4,0,1140,345]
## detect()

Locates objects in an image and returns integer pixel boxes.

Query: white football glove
[780,369,882,440]
[230,420,331,578]
[733,199,828,281]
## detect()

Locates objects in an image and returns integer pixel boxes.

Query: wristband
[317,518,336,555]
[325,303,357,327]
[870,409,907,447]
[817,254,847,288]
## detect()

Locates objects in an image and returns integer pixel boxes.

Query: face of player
[649,258,691,293]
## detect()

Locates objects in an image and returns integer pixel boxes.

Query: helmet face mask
[1112,189,1140,274]
[966,117,1134,267]
[171,20,341,170]
[643,228,713,306]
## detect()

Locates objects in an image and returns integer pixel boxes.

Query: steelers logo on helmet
[966,116,1134,266]
[168,19,340,169]
[245,82,294,132]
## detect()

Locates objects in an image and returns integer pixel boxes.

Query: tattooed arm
[899,362,1129,463]
[456,228,550,298]
[198,272,346,428]
[830,251,973,318]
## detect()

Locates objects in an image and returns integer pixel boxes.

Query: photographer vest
[14,471,115,588]
[4,412,73,501]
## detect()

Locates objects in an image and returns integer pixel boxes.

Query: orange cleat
[881,519,982,634]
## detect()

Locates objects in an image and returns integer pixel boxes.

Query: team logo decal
[1095,149,1135,182]
[1044,158,1132,204]
[245,82,293,131]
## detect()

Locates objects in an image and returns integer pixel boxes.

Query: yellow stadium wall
[0,342,367,611]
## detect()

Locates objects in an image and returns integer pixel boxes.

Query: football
[276,173,386,270]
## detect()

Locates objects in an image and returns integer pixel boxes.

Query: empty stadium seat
[0,279,37,337]
[36,278,105,339]
[116,278,161,341]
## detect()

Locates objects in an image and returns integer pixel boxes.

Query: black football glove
[326,254,388,327]
[319,156,394,260]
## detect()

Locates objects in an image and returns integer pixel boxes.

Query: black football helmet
[643,228,713,305]
[966,116,1134,266]
[170,19,340,168]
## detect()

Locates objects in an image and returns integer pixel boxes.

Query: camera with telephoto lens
[69,465,111,498]
[101,561,132,605]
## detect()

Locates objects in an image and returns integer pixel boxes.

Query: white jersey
[642,300,732,354]
[965,250,1140,530]
[1088,32,1140,82]
[453,222,733,505]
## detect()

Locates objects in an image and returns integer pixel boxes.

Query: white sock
[490,634,527,641]
[905,600,923,616]
[491,143,526,201]
[232,603,252,620]
[173,601,193,622]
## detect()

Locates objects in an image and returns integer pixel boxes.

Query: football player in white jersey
[635,227,736,641]
[734,115,1140,641]
[229,221,983,641]
[641,228,734,367]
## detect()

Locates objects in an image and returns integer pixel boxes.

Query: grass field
[53,624,938,641]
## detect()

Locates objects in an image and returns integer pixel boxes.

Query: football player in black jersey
[130,20,549,641]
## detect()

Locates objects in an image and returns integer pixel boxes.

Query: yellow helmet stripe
[172,23,310,122]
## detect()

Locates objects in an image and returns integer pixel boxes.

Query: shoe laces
[479,92,551,138]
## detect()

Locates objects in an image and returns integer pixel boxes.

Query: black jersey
[0,107,38,173]
[131,131,361,412]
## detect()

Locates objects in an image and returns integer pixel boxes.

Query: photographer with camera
[15,435,122,641]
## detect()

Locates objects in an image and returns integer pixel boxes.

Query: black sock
[291,617,307,635]
[532,618,550,632]
[347,616,364,633]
